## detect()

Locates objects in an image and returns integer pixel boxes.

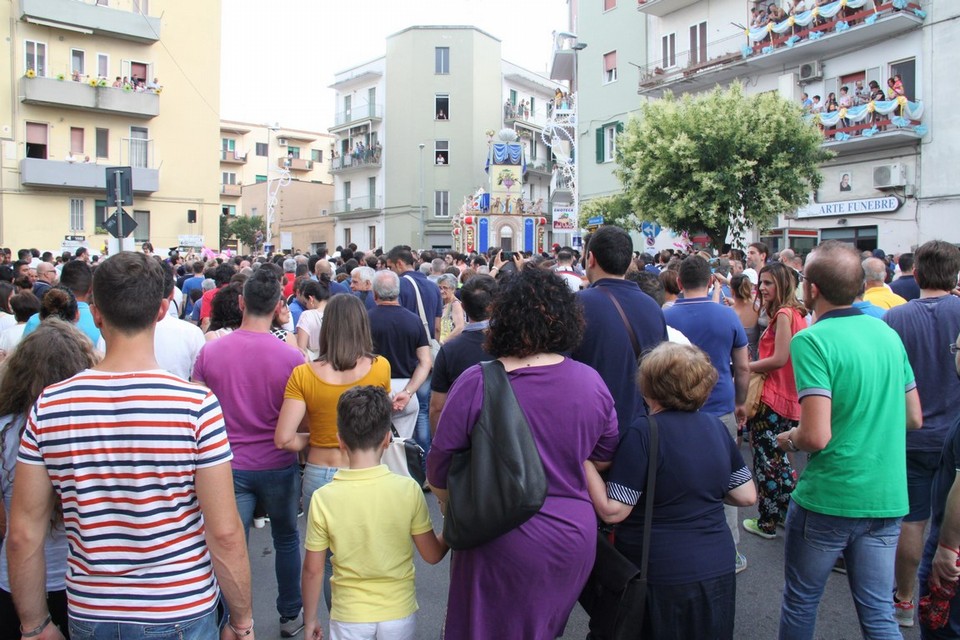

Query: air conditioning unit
[873,163,907,189]
[277,137,289,146]
[798,61,823,83]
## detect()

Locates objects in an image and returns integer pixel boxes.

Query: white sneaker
[253,517,266,529]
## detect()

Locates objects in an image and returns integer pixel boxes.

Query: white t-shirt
[296,309,324,354]
[155,315,206,380]
[555,269,583,293]
[0,324,27,357]
[0,312,17,332]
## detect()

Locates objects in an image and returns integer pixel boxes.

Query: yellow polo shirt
[305,464,435,623]
[864,286,907,310]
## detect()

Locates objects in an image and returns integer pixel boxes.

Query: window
[604,0,616,10]
[311,149,323,163]
[70,128,84,155]
[221,138,235,154]
[435,191,450,217]
[595,122,623,163]
[132,210,150,243]
[97,53,109,78]
[222,172,237,185]
[661,33,676,69]
[25,122,47,159]
[96,129,109,159]
[435,94,450,120]
[891,58,917,100]
[255,175,267,183]
[221,205,236,216]
[509,89,517,106]
[288,146,300,159]
[94,200,107,230]
[71,49,85,76]
[530,97,536,117]
[603,51,618,83]
[435,140,449,165]
[70,199,84,232]
[344,228,352,246]
[689,22,707,65]
[25,41,46,76]
[368,226,377,249]
[435,47,450,74]
[129,126,149,168]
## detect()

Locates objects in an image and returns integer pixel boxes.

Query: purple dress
[427,357,619,639]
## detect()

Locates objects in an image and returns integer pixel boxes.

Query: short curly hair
[486,267,583,358]
[639,342,717,412]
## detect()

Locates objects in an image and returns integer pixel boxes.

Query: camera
[501,251,513,261]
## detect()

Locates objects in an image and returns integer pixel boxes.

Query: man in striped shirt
[7,252,255,640]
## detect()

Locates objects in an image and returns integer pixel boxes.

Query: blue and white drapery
[485,143,526,173]
[807,97,926,138]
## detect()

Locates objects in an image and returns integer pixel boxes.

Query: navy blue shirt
[368,304,428,379]
[431,327,492,394]
[664,297,748,416]
[354,290,376,311]
[890,275,921,301]
[572,278,668,432]
[884,295,960,452]
[609,412,750,585]
[398,271,443,340]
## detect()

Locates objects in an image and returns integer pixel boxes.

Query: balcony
[503,104,548,131]
[20,157,158,192]
[220,150,247,164]
[814,98,924,155]
[330,151,382,174]
[636,0,700,17]
[278,157,314,172]
[638,1,924,98]
[21,76,159,119]
[331,194,382,215]
[220,184,242,197]
[328,104,383,134]
[20,0,161,43]
[525,159,552,177]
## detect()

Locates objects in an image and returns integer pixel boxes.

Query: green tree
[577,194,636,230]
[220,215,265,249]
[615,84,831,248]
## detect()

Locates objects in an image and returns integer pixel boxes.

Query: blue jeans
[69,610,217,640]
[413,373,432,461]
[302,463,337,613]
[779,500,902,640]
[233,464,302,619]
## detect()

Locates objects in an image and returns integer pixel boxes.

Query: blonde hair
[638,342,718,412]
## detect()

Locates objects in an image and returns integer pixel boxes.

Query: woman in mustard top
[276,294,394,609]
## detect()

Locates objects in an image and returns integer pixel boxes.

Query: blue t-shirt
[571,279,668,432]
[890,275,921,302]
[398,271,443,340]
[608,412,750,585]
[368,305,428,379]
[354,290,376,311]
[884,295,960,452]
[22,301,101,346]
[288,298,304,329]
[664,297,747,416]
[181,276,204,315]
[853,300,887,319]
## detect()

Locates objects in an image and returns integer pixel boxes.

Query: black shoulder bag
[442,360,548,550]
[579,414,659,640]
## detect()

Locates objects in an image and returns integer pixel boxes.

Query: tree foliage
[220,215,265,248]
[577,194,637,230]
[615,83,831,248]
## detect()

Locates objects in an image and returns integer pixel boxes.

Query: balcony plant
[25,69,36,78]
[57,73,65,81]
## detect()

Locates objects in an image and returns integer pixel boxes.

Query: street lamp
[418,142,425,249]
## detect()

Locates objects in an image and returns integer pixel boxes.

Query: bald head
[862,258,887,286]
[805,241,864,306]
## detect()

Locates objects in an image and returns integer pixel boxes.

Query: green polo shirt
[790,307,915,518]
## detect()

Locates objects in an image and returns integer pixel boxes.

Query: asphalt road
[246,450,923,639]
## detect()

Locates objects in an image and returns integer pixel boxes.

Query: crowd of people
[0,231,959,639]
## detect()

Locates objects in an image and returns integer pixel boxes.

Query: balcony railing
[121,137,153,169]
[20,0,162,43]
[330,150,382,173]
[525,159,552,176]
[331,104,383,129]
[220,150,247,164]
[636,0,700,17]
[503,103,548,130]
[221,184,242,197]
[20,157,158,192]
[332,194,383,214]
[278,157,314,171]
[812,97,925,153]
[637,1,924,97]
[21,76,159,118]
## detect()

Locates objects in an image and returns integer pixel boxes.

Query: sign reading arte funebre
[796,196,902,219]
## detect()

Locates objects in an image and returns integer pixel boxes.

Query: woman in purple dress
[427,267,620,639]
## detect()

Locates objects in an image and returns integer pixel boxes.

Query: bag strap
[639,414,659,583]
[599,287,641,361]
[403,275,433,338]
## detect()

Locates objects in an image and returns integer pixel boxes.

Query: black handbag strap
[599,287,641,362]
[639,414,659,583]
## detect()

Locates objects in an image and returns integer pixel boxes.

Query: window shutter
[596,127,605,163]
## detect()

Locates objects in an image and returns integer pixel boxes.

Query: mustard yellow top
[284,357,392,449]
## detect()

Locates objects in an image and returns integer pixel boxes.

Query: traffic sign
[103,209,138,238]
[588,215,604,226]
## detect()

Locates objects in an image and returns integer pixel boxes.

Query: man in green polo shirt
[776,240,922,640]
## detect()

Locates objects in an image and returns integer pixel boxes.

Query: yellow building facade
[0,0,222,254]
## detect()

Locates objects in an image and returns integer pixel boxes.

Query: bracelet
[786,430,800,452]
[20,614,52,638]
[939,541,960,555]
[228,620,254,638]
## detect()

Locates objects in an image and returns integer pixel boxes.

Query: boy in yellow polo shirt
[302,386,448,640]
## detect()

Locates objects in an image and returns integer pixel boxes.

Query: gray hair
[431,258,446,274]
[862,258,887,284]
[419,262,432,275]
[352,266,375,285]
[372,269,400,301]
[437,273,458,289]
[201,278,216,291]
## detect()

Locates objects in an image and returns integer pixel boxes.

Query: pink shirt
[759,308,806,421]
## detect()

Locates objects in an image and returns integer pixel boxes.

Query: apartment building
[218,120,334,252]
[0,0,222,254]
[329,26,559,251]
[573,0,955,254]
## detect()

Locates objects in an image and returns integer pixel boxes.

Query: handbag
[579,414,659,640]
[403,275,442,359]
[745,371,767,420]
[382,425,426,488]
[442,360,547,550]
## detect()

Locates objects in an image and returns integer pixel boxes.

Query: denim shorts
[906,450,942,522]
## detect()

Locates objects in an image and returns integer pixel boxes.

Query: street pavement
[246,450,924,639]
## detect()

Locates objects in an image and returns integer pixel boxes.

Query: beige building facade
[0,0,223,254]
[240,180,334,255]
